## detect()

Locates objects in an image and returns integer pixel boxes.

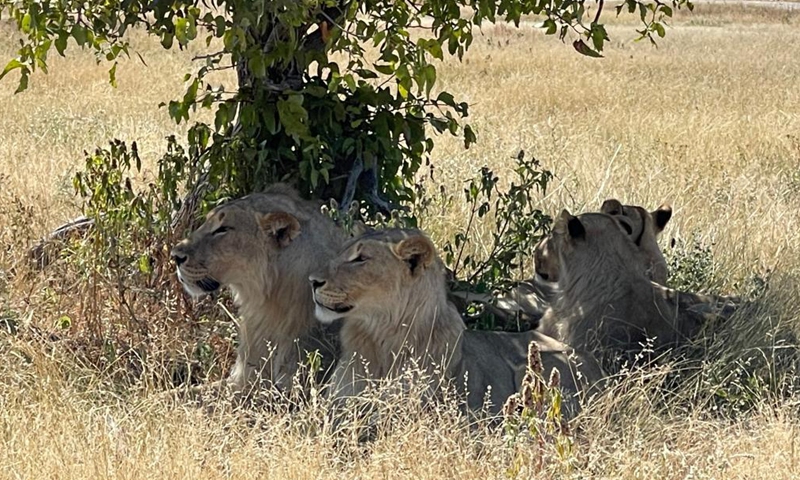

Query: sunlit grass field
[2,4,800,478]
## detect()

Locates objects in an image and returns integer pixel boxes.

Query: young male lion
[461,199,673,328]
[171,184,347,395]
[538,210,736,363]
[309,228,603,417]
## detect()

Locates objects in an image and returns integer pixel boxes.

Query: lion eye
[350,254,367,264]
[213,226,232,236]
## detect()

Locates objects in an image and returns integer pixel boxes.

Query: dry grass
[3,3,800,479]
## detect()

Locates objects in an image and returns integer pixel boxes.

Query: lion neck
[340,269,465,379]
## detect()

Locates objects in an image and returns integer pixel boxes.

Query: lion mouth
[176,268,221,298]
[196,277,221,292]
[316,302,353,314]
[312,298,353,324]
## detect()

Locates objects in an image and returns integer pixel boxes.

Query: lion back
[456,329,602,418]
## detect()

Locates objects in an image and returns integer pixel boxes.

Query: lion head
[545,210,645,281]
[171,184,346,392]
[534,199,672,286]
[310,229,444,326]
[172,203,298,299]
[600,198,672,285]
[309,228,461,405]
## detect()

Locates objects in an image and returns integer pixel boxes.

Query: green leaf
[71,24,87,47]
[20,13,31,33]
[653,23,666,38]
[420,39,443,60]
[423,64,436,97]
[437,91,455,107]
[398,82,409,100]
[590,24,609,51]
[138,254,152,274]
[109,62,118,88]
[356,69,378,79]
[15,72,28,94]
[263,104,278,134]
[55,33,68,56]
[0,59,24,81]
[175,18,188,46]
[277,94,309,139]
[343,74,356,91]
[572,40,604,58]
[374,64,394,75]
[56,315,71,330]
[464,124,477,148]
[214,102,229,131]
[161,33,174,49]
[542,19,557,35]
[214,16,226,37]
[249,55,265,78]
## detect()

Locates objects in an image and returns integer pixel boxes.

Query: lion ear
[558,210,585,240]
[652,204,672,233]
[350,220,371,238]
[392,235,436,274]
[257,212,301,247]
[600,199,624,216]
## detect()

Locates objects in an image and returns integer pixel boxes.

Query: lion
[170,184,347,395]
[450,199,674,330]
[599,198,672,285]
[535,199,672,286]
[310,228,603,417]
[537,210,737,363]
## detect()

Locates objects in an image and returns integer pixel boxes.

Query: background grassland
[2,4,800,478]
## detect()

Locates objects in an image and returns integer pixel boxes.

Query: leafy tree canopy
[0,0,690,214]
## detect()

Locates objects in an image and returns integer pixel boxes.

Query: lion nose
[171,252,188,266]
[309,277,325,290]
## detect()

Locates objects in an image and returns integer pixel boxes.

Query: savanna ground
[2,3,800,478]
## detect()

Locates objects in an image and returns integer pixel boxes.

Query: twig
[340,157,364,215]
[594,0,605,24]
[361,168,401,214]
[453,197,478,280]
[192,52,225,61]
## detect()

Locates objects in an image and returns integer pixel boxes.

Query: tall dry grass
[2,3,800,478]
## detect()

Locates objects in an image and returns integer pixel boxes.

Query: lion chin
[314,303,351,324]
[176,269,220,299]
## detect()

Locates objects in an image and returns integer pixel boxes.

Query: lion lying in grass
[454,199,674,329]
[171,184,346,395]
[310,228,603,417]
[537,210,738,363]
